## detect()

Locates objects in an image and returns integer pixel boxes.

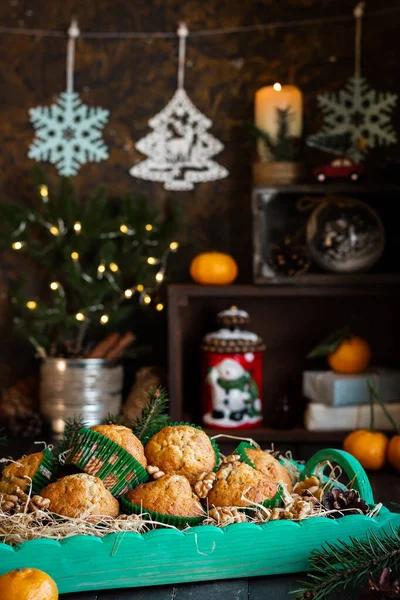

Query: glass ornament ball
[306,197,385,273]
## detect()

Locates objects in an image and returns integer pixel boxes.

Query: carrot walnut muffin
[124,474,204,519]
[90,425,147,467]
[144,425,216,484]
[41,473,119,519]
[207,460,278,508]
[0,450,55,494]
[244,448,292,492]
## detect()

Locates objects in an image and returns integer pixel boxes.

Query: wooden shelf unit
[167,284,400,444]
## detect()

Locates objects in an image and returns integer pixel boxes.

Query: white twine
[177,22,188,90]
[66,18,80,93]
[0,7,398,39]
[354,2,365,78]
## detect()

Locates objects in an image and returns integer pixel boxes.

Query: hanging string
[66,19,80,93]
[354,2,365,78]
[177,22,188,90]
[0,6,399,39]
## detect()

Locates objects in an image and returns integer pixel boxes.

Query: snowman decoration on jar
[201,307,265,429]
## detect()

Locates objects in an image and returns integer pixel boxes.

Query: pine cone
[368,568,400,598]
[322,487,369,518]
[208,506,247,525]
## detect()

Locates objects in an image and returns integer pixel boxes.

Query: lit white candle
[255,83,303,160]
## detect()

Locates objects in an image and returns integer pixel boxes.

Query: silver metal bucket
[40,358,123,436]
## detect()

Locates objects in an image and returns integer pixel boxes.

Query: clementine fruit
[343,429,388,470]
[190,252,238,285]
[328,336,371,374]
[387,435,400,471]
[0,568,58,600]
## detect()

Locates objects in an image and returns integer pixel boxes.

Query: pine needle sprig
[54,415,87,461]
[131,387,171,443]
[104,412,126,426]
[293,527,400,600]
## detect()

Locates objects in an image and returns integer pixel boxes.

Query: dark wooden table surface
[2,439,399,599]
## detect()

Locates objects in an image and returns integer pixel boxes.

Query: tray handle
[302,448,375,505]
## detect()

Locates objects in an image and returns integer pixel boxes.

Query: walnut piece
[208,506,247,525]
[221,454,240,465]
[0,486,50,514]
[194,471,216,498]
[146,465,165,479]
[293,476,324,501]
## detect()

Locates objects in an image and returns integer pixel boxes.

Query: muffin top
[41,473,119,519]
[207,461,278,508]
[126,474,204,518]
[90,424,147,468]
[1,452,44,492]
[245,448,292,492]
[144,425,216,484]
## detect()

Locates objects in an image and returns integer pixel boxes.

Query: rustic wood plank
[175,578,248,600]
[249,574,362,600]
[99,585,175,599]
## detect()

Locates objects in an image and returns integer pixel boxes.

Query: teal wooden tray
[0,448,399,595]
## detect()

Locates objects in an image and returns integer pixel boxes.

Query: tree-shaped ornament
[28,20,109,176]
[307,2,397,162]
[130,23,228,191]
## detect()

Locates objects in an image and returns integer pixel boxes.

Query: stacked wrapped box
[303,369,400,431]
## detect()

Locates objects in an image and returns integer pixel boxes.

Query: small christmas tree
[0,171,179,357]
[307,131,353,156]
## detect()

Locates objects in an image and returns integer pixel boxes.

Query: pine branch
[131,386,171,442]
[54,415,87,461]
[104,412,125,426]
[293,527,400,600]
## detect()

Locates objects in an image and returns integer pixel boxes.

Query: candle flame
[273,82,282,91]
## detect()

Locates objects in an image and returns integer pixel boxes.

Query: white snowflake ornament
[29,91,109,177]
[316,76,397,162]
[28,20,109,177]
[310,4,397,162]
[130,23,228,191]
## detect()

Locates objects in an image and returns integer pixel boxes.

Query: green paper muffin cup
[66,428,149,497]
[234,441,283,509]
[31,448,57,494]
[120,496,205,528]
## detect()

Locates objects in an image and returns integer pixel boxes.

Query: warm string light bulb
[145,224,153,232]
[136,284,144,292]
[109,262,119,272]
[39,184,49,199]
[156,303,164,312]
[98,264,106,274]
[100,314,109,324]
[155,272,164,282]
[50,281,59,290]
[26,301,37,310]
[169,241,179,251]
[124,289,133,298]
[49,226,59,236]
[143,294,151,304]
[71,251,79,260]
[120,224,128,234]
[12,241,24,250]
[147,257,156,265]
[75,312,85,321]
[73,221,82,232]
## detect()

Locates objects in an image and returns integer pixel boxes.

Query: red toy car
[314,157,365,182]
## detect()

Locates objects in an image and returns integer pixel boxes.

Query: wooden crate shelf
[167,284,400,441]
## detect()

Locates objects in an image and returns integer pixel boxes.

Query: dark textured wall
[1,0,400,281]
